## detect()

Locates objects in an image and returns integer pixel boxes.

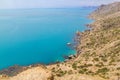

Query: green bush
[94,58,99,61]
[96,67,109,75]
[72,63,77,70]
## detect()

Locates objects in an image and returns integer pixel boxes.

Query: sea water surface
[0,8,95,69]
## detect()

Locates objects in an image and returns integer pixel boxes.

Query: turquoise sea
[0,8,95,69]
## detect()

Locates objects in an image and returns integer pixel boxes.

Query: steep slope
[89,2,120,19]
[47,2,120,80]
[47,12,120,80]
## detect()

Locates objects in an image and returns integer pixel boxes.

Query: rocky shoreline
[0,2,120,80]
[0,4,101,77]
[0,24,85,77]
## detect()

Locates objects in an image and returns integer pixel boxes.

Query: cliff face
[0,2,120,80]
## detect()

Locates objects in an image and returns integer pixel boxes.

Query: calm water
[0,8,94,69]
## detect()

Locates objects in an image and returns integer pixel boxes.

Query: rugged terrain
[89,2,120,19]
[0,2,120,80]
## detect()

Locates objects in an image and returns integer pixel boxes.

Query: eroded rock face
[9,67,53,80]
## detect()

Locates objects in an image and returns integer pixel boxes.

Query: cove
[0,8,95,69]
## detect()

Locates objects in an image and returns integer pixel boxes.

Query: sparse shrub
[117,67,120,70]
[68,70,73,74]
[56,70,66,77]
[72,63,77,70]
[94,58,99,61]
[95,64,103,67]
[96,67,109,75]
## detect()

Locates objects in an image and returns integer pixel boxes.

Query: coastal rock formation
[0,2,120,80]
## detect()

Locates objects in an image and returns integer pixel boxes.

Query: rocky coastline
[0,16,88,78]
[0,2,120,80]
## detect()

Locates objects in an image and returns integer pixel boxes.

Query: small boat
[67,42,71,45]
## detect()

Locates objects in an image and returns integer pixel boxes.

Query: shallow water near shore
[0,8,95,69]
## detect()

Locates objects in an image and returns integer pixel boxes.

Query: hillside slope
[89,2,120,19]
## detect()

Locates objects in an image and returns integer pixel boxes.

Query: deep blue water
[0,8,95,69]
